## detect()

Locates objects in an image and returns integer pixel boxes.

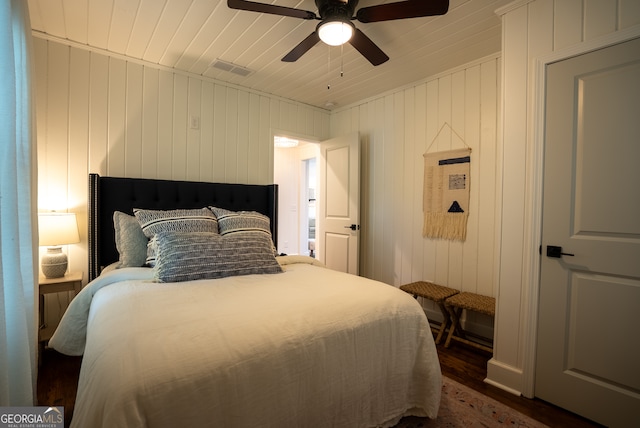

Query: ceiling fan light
[318,20,353,46]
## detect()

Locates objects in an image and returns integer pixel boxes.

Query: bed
[49,174,442,428]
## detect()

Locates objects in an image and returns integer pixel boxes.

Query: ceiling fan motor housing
[315,0,358,21]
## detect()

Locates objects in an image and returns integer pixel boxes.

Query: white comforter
[49,257,441,428]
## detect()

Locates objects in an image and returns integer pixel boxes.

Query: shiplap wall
[331,56,500,291]
[491,0,640,396]
[33,37,330,324]
[330,55,501,336]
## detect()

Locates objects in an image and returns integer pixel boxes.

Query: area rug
[394,376,548,427]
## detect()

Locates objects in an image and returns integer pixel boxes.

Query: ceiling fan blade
[282,32,321,62]
[228,0,317,20]
[356,0,449,23]
[348,28,389,66]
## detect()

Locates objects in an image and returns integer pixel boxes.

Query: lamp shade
[38,212,80,246]
[38,212,80,278]
[318,20,354,46]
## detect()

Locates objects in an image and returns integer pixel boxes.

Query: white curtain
[0,0,38,406]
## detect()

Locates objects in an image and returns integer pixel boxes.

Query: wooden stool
[400,281,460,344]
[444,292,495,353]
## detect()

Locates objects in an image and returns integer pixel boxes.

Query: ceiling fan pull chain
[327,46,331,90]
[340,44,344,77]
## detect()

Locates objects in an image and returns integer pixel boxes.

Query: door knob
[344,224,360,231]
[546,245,574,258]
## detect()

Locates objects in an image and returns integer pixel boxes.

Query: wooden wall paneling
[295,105,307,136]
[87,1,112,54]
[372,98,386,281]
[247,93,261,184]
[161,0,216,69]
[434,75,452,287]
[125,62,144,178]
[186,77,203,182]
[64,0,88,43]
[477,59,498,297]
[41,42,71,326]
[396,89,411,285]
[236,90,250,184]
[223,87,239,183]
[126,0,166,59]
[382,94,395,285]
[171,74,188,179]
[44,42,70,209]
[156,70,174,180]
[424,79,446,285]
[107,0,137,54]
[358,103,373,278]
[198,81,214,183]
[276,101,290,134]
[34,38,48,209]
[305,109,317,137]
[28,1,44,33]
[143,0,191,65]
[461,65,481,295]
[619,0,640,28]
[87,53,109,176]
[448,70,466,291]
[141,67,160,178]
[584,0,618,40]
[411,84,427,284]
[67,48,90,274]
[553,0,585,50]
[498,5,529,366]
[259,95,271,184]
[212,84,228,183]
[107,58,126,177]
[528,1,554,74]
[32,0,66,39]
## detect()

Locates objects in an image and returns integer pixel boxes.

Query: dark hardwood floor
[37,339,602,428]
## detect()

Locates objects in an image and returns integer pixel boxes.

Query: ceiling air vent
[210,59,253,77]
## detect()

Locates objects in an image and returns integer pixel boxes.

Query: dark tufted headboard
[88,174,278,281]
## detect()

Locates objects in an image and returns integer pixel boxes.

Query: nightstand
[39,271,83,344]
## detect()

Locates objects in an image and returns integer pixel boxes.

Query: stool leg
[444,306,462,348]
[434,301,451,345]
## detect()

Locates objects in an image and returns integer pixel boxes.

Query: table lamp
[38,212,80,278]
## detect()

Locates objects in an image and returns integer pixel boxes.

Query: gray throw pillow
[113,211,148,268]
[134,208,219,266]
[154,231,283,283]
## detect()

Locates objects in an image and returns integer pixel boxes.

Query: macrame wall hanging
[423,122,471,241]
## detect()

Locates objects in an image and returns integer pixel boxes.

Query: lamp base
[41,247,68,278]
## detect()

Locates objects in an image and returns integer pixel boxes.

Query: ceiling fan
[227,0,450,66]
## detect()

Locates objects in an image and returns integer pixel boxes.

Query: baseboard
[486,357,523,396]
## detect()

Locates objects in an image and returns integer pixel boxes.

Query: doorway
[273,135,319,257]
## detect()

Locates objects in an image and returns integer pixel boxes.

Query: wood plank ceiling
[27,0,511,110]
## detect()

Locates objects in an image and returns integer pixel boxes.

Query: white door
[317,132,360,274]
[535,37,640,427]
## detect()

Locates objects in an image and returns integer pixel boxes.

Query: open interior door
[317,132,360,274]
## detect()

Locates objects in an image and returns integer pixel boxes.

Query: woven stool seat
[445,292,495,317]
[400,281,460,344]
[444,291,495,353]
[400,281,460,302]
